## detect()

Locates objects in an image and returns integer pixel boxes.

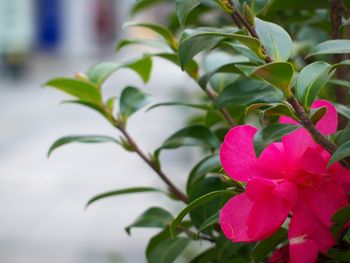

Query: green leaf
[310,106,327,125]
[329,79,350,89]
[307,40,350,58]
[254,123,301,157]
[147,102,210,112]
[45,78,102,106]
[127,55,153,83]
[123,22,178,50]
[198,62,252,90]
[170,190,236,237]
[61,100,109,119]
[255,18,293,61]
[87,62,119,86]
[262,103,297,119]
[216,79,283,108]
[254,62,294,96]
[119,86,151,119]
[146,228,191,263]
[334,103,350,120]
[178,28,265,69]
[152,52,199,79]
[130,0,165,15]
[176,0,202,26]
[296,61,333,107]
[86,187,164,208]
[327,248,350,262]
[188,177,229,235]
[87,56,153,86]
[157,125,221,154]
[116,39,168,52]
[197,211,219,235]
[328,141,350,167]
[125,207,174,235]
[252,228,288,263]
[190,248,217,263]
[186,154,221,193]
[48,135,120,157]
[331,205,350,238]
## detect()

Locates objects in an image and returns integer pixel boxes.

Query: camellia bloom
[219,100,350,263]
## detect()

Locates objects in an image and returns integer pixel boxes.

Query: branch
[226,6,350,170]
[205,88,235,126]
[331,0,349,128]
[117,124,189,203]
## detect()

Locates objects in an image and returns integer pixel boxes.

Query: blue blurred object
[36,0,62,50]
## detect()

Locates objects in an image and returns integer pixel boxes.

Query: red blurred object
[94,0,117,46]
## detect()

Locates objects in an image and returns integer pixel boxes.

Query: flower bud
[74,72,88,81]
[216,0,235,14]
[243,3,255,26]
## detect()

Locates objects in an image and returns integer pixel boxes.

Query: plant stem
[331,0,349,129]
[288,97,350,169]
[228,7,350,169]
[117,124,189,203]
[205,88,235,126]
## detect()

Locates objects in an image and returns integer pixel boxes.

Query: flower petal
[289,200,335,254]
[247,180,298,240]
[302,182,348,226]
[311,100,338,135]
[220,193,254,242]
[220,178,297,242]
[289,239,318,263]
[280,100,337,163]
[220,125,262,182]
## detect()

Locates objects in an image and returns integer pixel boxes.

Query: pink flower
[219,100,350,263]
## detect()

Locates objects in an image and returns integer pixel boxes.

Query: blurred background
[0,0,199,262]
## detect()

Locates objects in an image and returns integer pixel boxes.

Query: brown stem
[118,124,189,203]
[205,89,235,126]
[288,96,350,169]
[228,7,350,169]
[331,0,349,128]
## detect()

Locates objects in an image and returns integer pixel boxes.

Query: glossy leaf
[86,187,164,208]
[334,103,350,120]
[178,28,265,69]
[130,0,165,15]
[310,106,327,125]
[45,78,102,106]
[254,62,294,96]
[116,39,168,52]
[48,135,121,157]
[331,206,350,238]
[255,18,293,61]
[87,62,119,86]
[119,86,151,119]
[198,62,251,90]
[186,154,221,193]
[176,0,202,26]
[197,211,219,235]
[61,100,109,119]
[87,56,153,86]
[307,40,350,58]
[190,248,217,263]
[157,125,221,154]
[254,123,301,157]
[123,22,178,50]
[296,62,332,107]
[216,79,283,108]
[170,190,236,237]
[127,55,153,83]
[252,228,288,263]
[328,141,350,167]
[125,207,174,235]
[146,227,191,263]
[147,102,210,112]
